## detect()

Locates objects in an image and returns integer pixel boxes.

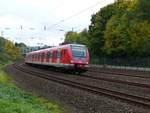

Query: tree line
[64,0,150,58]
[0,37,22,63]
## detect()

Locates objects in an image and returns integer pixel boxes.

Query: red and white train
[25,44,90,73]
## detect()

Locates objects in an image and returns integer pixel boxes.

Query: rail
[13,63,150,108]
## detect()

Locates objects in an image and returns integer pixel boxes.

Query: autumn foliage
[4,40,22,60]
[0,37,22,62]
[64,0,150,57]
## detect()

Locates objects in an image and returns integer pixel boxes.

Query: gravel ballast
[6,64,150,113]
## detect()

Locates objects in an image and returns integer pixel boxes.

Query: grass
[0,65,63,113]
[0,52,12,65]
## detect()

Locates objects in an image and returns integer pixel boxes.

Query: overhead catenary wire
[2,0,109,45]
[22,0,108,41]
[48,0,107,30]
[1,0,108,32]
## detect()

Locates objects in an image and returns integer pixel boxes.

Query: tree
[134,0,150,21]
[4,40,22,60]
[78,29,89,45]
[0,37,7,52]
[129,21,150,56]
[104,0,150,57]
[64,29,89,45]
[15,42,27,48]
[88,3,117,57]
[64,31,80,43]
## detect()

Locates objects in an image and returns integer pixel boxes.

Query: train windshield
[71,45,87,58]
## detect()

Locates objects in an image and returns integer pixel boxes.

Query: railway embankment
[0,64,62,113]
[7,62,150,113]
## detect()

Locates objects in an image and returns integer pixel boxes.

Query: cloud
[0,0,115,46]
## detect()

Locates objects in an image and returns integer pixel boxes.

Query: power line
[48,0,107,29]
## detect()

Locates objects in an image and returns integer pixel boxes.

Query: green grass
[0,65,11,83]
[0,52,12,65]
[0,65,63,113]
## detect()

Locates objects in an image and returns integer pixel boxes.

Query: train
[25,43,90,74]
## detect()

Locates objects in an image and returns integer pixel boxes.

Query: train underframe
[25,62,88,75]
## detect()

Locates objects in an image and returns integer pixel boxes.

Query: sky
[0,0,115,46]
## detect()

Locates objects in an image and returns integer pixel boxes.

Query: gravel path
[6,64,150,113]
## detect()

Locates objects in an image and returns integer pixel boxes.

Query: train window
[44,53,45,58]
[41,53,43,59]
[49,52,51,58]
[46,52,48,59]
[35,54,37,59]
[57,51,61,58]
[33,54,35,59]
[39,53,41,59]
[42,53,45,59]
[34,54,36,59]
[40,53,41,59]
[39,53,41,60]
[38,53,40,60]
[52,51,57,58]
[53,51,55,58]
[52,51,55,58]
[37,54,38,60]
[71,46,87,58]
[46,52,51,59]
[52,51,54,58]
[32,54,34,59]
[44,53,46,59]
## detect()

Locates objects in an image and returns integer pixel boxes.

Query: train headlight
[71,60,74,63]
[86,62,88,64]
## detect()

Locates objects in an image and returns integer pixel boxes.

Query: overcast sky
[0,0,114,46]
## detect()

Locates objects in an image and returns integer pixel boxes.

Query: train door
[61,49,68,63]
[61,49,65,63]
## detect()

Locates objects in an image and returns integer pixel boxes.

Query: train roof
[26,43,86,55]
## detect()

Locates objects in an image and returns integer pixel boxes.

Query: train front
[70,44,89,73]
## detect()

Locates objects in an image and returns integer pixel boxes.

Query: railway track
[89,68,150,79]
[83,74,150,89]
[22,64,150,89]
[13,63,150,108]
